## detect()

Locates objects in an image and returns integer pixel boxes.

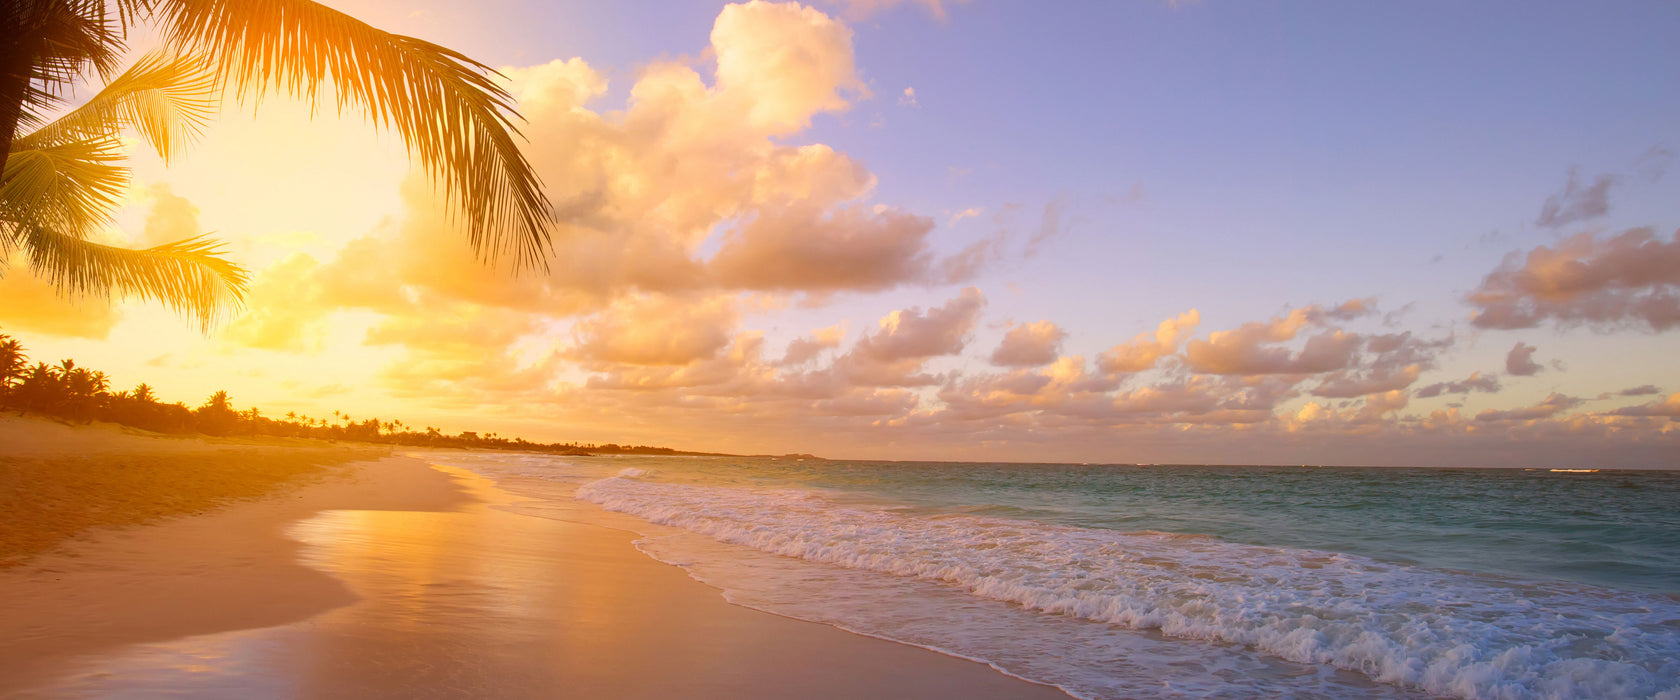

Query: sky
[3,0,1679,466]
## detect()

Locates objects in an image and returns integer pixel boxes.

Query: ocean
[429,452,1680,700]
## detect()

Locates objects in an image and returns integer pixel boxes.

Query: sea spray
[578,474,1680,700]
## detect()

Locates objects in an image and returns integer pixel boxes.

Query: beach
[0,419,1067,699]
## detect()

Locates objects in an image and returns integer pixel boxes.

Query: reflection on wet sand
[23,464,1066,700]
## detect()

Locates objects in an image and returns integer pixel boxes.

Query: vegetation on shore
[0,329,722,457]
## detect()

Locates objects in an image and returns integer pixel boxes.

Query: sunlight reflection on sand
[26,466,601,698]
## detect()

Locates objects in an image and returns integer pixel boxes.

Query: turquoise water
[632,460,1680,594]
[440,452,1680,699]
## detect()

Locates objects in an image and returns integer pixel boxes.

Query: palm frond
[7,224,247,328]
[2,0,128,135]
[0,136,128,237]
[153,0,554,269]
[14,51,216,161]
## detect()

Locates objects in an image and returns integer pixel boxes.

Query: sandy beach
[0,420,1068,699]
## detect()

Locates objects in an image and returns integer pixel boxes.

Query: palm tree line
[3,0,553,327]
[0,329,707,456]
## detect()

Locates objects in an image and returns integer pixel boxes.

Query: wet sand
[0,427,1069,699]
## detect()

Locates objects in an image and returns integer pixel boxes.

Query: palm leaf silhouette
[14,51,215,162]
[153,0,554,269]
[12,225,247,329]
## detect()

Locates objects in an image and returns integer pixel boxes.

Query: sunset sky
[4,0,1678,466]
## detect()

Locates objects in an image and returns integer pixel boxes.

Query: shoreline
[0,431,1069,698]
[0,451,472,693]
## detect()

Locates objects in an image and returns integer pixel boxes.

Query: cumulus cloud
[836,287,984,386]
[780,325,845,366]
[222,254,328,352]
[371,306,561,401]
[565,294,739,366]
[713,1,864,134]
[1468,228,1680,331]
[1476,393,1581,422]
[990,321,1065,367]
[852,288,984,362]
[1415,371,1501,398]
[1505,342,1543,376]
[1536,167,1615,228]
[709,205,940,292]
[136,184,203,246]
[1183,306,1361,375]
[1097,310,1199,373]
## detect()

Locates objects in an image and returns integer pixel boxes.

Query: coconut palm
[2,0,553,326]
[0,333,26,388]
[3,47,248,327]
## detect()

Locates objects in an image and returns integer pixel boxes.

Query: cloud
[837,287,985,385]
[136,183,202,246]
[946,207,983,227]
[0,183,216,339]
[1633,146,1674,183]
[1024,193,1077,258]
[1097,310,1199,373]
[1618,384,1662,397]
[899,87,918,108]
[990,321,1066,367]
[709,204,940,292]
[222,254,328,352]
[0,268,122,339]
[565,294,739,366]
[1476,393,1581,422]
[1310,365,1421,399]
[853,288,984,362]
[1183,306,1361,375]
[713,1,865,134]
[1468,228,1680,331]
[1536,167,1615,228]
[1610,392,1680,417]
[780,325,845,365]
[373,306,561,401]
[1505,342,1543,376]
[1326,297,1378,321]
[1415,371,1501,398]
[232,0,925,361]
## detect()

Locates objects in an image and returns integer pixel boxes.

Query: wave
[577,474,1680,700]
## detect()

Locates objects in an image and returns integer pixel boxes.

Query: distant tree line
[0,330,711,457]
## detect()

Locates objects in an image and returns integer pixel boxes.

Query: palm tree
[2,0,553,326]
[3,44,246,327]
[130,382,154,403]
[0,333,26,388]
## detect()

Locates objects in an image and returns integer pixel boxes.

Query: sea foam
[578,474,1680,700]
